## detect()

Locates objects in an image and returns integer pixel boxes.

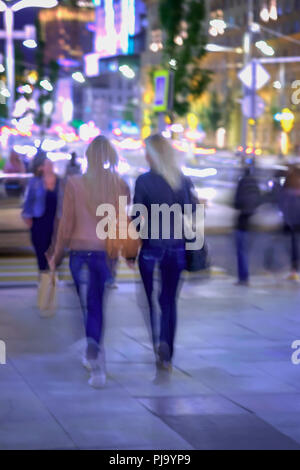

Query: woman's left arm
[21,179,35,223]
[51,179,75,267]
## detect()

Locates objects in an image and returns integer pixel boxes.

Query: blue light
[128,0,136,37]
[121,0,129,54]
[94,0,136,57]
[121,0,136,53]
[105,0,117,55]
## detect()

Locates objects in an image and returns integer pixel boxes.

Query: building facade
[204,0,300,152]
[39,1,146,131]
[81,0,147,131]
[81,55,141,130]
[39,5,95,67]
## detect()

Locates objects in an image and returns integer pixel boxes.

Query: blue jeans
[235,230,249,282]
[69,251,111,359]
[289,227,300,271]
[138,246,186,363]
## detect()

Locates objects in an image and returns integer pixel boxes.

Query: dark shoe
[153,362,172,384]
[156,359,173,373]
[157,342,171,363]
[235,280,250,287]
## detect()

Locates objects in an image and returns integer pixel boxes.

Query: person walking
[234,166,261,286]
[22,153,61,312]
[49,136,130,388]
[280,165,300,281]
[65,152,81,177]
[131,134,196,380]
[4,150,26,197]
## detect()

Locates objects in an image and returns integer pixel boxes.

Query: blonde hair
[83,135,120,214]
[145,134,182,190]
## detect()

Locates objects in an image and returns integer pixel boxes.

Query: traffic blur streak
[0,143,290,251]
[0,173,32,180]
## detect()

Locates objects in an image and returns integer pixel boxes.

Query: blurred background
[0,0,300,281]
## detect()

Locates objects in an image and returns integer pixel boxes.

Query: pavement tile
[0,419,76,450]
[138,395,249,416]
[160,414,300,450]
[58,412,193,450]
[188,367,297,393]
[109,363,213,397]
[222,392,300,414]
[1,278,300,449]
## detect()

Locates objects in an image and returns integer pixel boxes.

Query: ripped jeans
[138,245,186,363]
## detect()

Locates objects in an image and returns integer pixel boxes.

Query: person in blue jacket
[22,152,60,272]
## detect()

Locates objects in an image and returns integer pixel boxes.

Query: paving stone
[160,414,300,450]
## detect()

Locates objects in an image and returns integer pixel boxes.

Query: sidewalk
[1,277,300,449]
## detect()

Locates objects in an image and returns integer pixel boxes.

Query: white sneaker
[81,355,92,372]
[88,358,106,389]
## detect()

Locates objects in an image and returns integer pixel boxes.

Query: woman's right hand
[48,256,56,272]
[23,218,33,229]
[126,259,136,270]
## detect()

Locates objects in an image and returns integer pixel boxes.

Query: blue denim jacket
[22,176,62,219]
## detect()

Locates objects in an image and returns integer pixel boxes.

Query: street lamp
[23,39,37,48]
[269,0,278,21]
[72,72,86,84]
[255,40,275,56]
[40,79,53,92]
[260,3,270,22]
[260,0,278,22]
[209,19,227,36]
[0,0,58,119]
[119,65,135,79]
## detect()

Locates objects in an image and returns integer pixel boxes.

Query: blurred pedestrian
[22,153,61,313]
[49,136,130,388]
[65,152,81,177]
[4,150,26,197]
[131,134,196,381]
[280,165,300,281]
[263,170,285,274]
[234,166,261,285]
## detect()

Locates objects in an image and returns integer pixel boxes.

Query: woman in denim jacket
[22,153,60,272]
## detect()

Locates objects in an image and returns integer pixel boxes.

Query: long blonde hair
[83,135,120,214]
[145,134,182,190]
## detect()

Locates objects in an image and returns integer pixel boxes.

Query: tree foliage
[61,0,80,7]
[159,0,211,116]
[205,90,223,133]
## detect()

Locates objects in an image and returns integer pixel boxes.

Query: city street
[0,230,295,287]
[0,142,297,452]
[1,0,300,454]
[1,275,300,450]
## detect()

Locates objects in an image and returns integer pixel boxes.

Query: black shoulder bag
[183,178,210,273]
